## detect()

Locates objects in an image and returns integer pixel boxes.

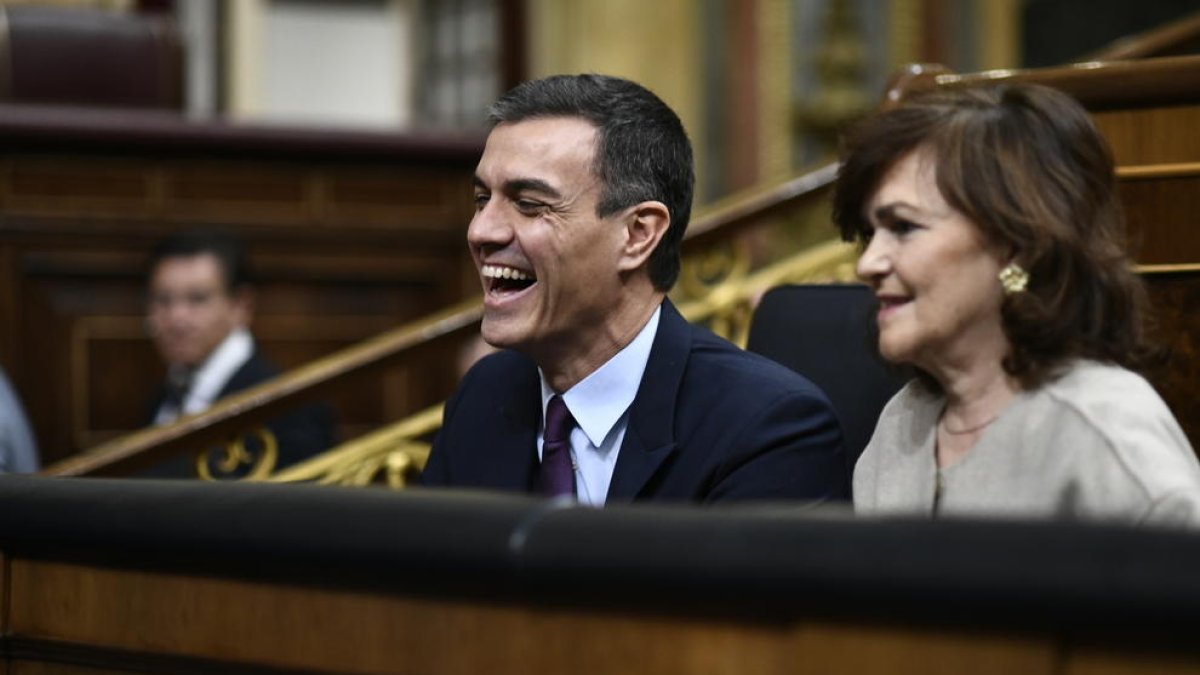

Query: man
[142,230,336,476]
[420,74,848,503]
[0,366,38,473]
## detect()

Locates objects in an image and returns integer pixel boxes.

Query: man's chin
[161,349,202,368]
[479,320,526,353]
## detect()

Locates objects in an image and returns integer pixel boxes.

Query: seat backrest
[0,5,183,109]
[746,284,910,472]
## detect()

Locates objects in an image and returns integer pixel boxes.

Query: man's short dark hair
[147,229,252,295]
[487,74,695,291]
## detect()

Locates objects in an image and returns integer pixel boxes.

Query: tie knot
[544,395,575,444]
[165,368,194,409]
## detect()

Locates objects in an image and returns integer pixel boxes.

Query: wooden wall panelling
[1095,104,1200,448]
[5,558,1067,675]
[1119,170,1200,266]
[1094,105,1200,167]
[1142,270,1200,448]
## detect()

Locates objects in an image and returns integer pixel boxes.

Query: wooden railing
[1088,9,1200,60]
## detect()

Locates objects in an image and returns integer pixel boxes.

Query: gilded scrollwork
[195,427,279,481]
[676,240,752,305]
[266,405,441,487]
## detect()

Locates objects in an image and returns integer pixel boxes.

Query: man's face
[468,117,629,361]
[146,253,250,368]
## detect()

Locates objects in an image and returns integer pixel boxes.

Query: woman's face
[855,149,1010,376]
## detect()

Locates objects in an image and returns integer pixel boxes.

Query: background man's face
[147,253,250,368]
[467,117,629,361]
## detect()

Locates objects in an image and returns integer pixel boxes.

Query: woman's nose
[856,236,891,282]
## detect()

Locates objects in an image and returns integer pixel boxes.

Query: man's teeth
[482,265,533,281]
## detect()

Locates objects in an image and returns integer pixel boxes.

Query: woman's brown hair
[832,82,1152,387]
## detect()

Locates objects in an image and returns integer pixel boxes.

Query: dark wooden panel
[1144,271,1200,448]
[1095,106,1200,166]
[4,559,1057,675]
[1120,174,1200,265]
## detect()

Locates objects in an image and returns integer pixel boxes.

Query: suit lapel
[606,300,690,502]
[490,355,542,491]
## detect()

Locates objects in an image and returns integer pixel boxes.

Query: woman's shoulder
[1038,359,1167,418]
[1027,360,1200,524]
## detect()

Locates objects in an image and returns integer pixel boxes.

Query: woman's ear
[618,201,670,273]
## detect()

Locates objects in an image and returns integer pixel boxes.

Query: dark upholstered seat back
[0,5,183,109]
[747,284,910,473]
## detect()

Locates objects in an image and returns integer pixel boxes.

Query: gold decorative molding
[677,238,859,346]
[267,404,441,487]
[196,428,279,481]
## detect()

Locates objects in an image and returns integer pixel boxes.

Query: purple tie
[539,395,576,497]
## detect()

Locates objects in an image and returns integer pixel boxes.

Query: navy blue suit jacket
[420,301,849,503]
[141,348,338,477]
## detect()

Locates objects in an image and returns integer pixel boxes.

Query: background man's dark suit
[142,348,337,478]
[421,301,849,502]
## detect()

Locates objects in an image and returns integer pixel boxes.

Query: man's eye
[473,193,490,210]
[516,199,546,214]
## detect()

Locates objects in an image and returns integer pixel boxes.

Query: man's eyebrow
[473,175,563,199]
[506,178,562,199]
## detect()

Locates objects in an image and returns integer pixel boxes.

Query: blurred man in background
[0,365,38,473]
[143,229,336,477]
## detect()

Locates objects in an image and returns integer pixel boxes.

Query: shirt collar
[539,304,661,447]
[183,327,254,410]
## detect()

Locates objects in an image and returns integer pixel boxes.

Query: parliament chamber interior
[2,1,1200,673]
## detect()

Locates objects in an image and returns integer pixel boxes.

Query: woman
[835,82,1200,525]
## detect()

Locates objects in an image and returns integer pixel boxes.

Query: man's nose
[467,199,514,251]
[153,297,192,323]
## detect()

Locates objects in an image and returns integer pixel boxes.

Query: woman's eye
[890,219,918,235]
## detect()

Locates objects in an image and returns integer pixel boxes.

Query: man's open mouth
[481,264,537,295]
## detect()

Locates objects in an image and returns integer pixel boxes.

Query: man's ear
[617,201,670,273]
[232,287,255,328]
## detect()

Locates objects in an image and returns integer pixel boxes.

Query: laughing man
[419,74,848,504]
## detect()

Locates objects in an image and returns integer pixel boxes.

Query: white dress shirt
[154,327,254,425]
[537,305,661,506]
